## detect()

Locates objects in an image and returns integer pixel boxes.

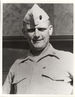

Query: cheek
[27,33,34,40]
[42,31,50,40]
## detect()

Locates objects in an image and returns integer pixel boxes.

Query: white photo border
[0,0,75,97]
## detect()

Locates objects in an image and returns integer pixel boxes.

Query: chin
[33,46,45,51]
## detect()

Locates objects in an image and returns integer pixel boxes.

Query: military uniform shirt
[3,44,73,94]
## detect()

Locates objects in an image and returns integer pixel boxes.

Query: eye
[27,28,35,33]
[38,28,47,31]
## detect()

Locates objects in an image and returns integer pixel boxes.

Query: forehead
[25,20,50,29]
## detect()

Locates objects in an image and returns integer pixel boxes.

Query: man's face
[25,22,52,51]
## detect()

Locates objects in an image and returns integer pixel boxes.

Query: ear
[48,25,53,36]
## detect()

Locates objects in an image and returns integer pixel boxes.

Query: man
[3,4,73,94]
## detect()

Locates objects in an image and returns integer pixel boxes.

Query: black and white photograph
[2,2,73,95]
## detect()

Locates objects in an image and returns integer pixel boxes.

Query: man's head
[23,4,53,51]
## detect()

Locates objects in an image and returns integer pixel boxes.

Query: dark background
[3,4,73,84]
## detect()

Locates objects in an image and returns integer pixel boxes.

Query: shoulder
[9,57,28,72]
[61,50,72,57]
[54,49,73,64]
[53,48,73,60]
[49,44,73,60]
[54,49,73,74]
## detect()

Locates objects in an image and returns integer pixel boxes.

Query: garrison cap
[23,4,50,28]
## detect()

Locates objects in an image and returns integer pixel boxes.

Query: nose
[34,28,40,38]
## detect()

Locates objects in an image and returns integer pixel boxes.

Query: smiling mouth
[33,39,43,43]
[37,39,43,41]
[33,39,43,41]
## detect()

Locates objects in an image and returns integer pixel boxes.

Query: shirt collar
[26,43,59,62]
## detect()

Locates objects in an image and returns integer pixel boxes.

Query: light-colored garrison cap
[23,4,50,28]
